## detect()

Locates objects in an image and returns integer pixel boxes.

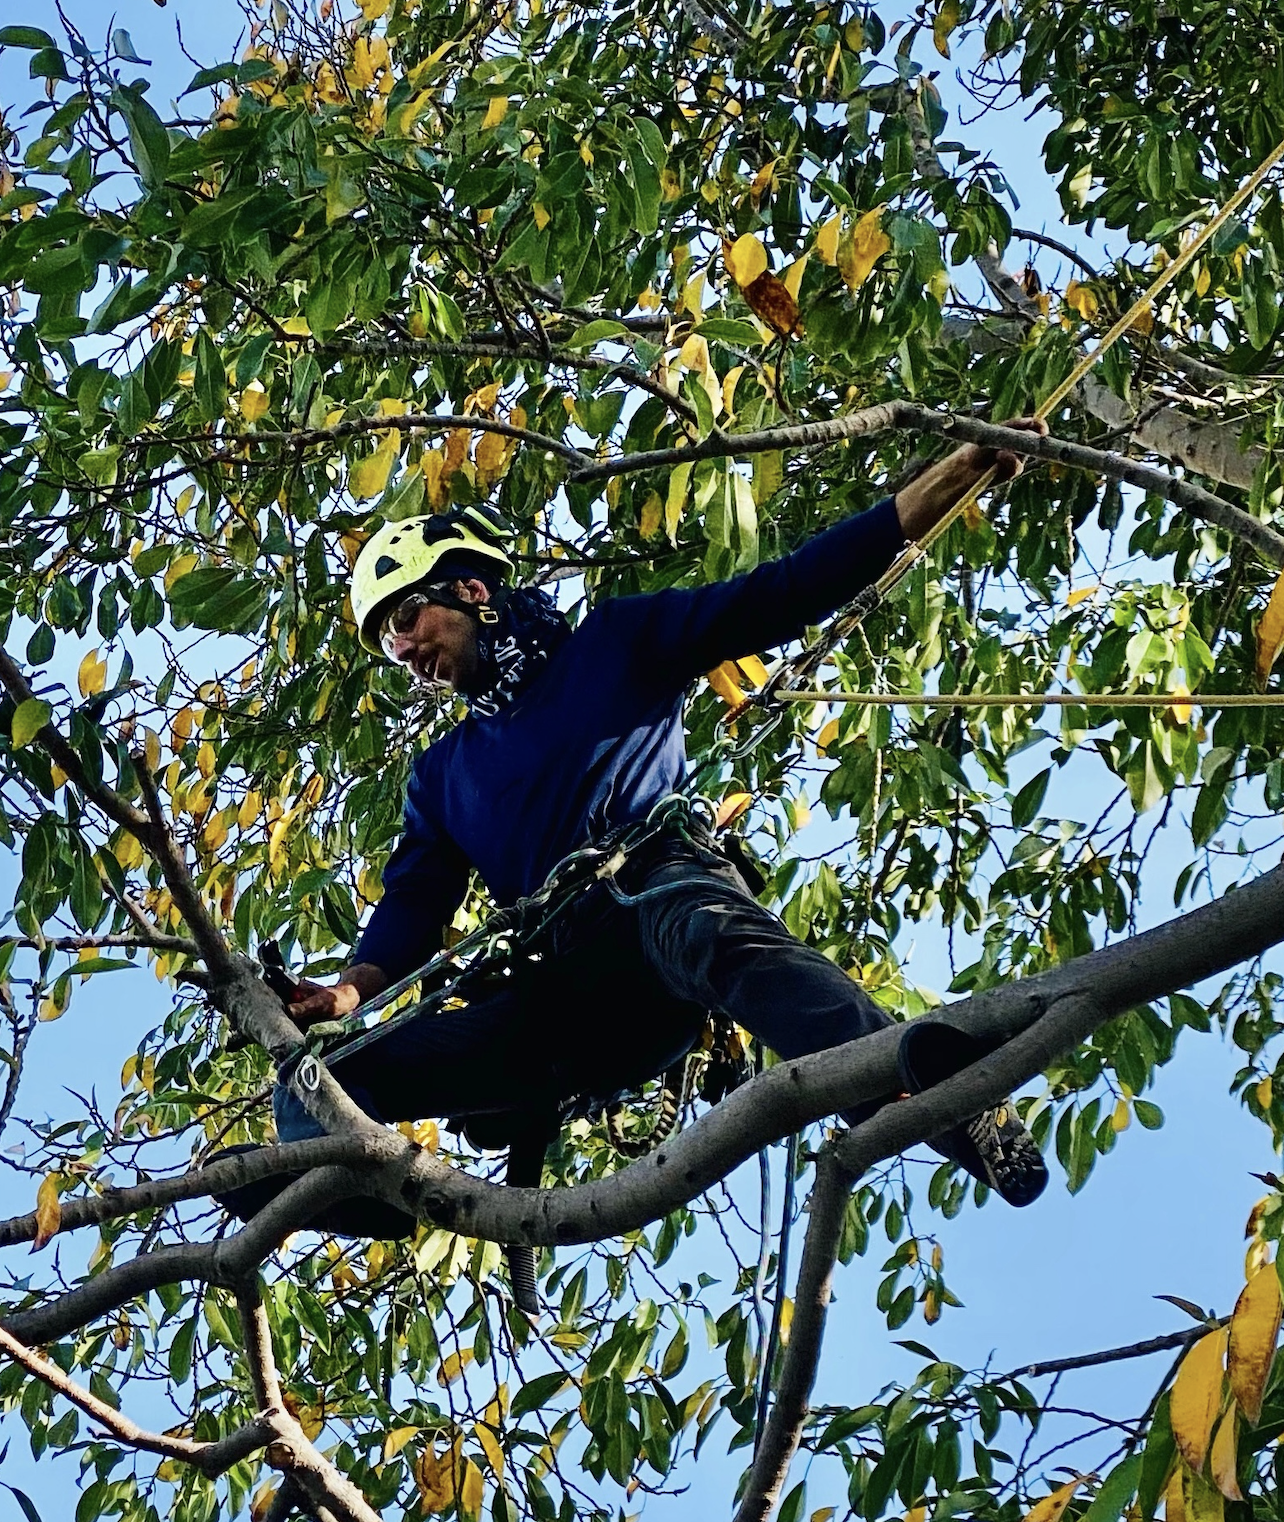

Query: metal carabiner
[295,1055,322,1094]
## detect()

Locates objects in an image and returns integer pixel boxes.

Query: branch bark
[0,1323,276,1477]
[8,851,1284,1352]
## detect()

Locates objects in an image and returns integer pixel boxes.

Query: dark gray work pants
[273,850,892,1143]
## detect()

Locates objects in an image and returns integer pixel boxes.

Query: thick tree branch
[0,1135,366,1249]
[8,856,1284,1351]
[568,404,1284,566]
[733,1148,855,1522]
[5,931,201,957]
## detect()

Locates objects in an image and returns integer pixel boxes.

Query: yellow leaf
[715,792,752,829]
[475,1419,504,1476]
[1111,1097,1131,1132]
[268,808,297,873]
[736,654,770,687]
[933,0,961,56]
[744,271,801,338]
[397,1117,440,1151]
[1165,1465,1185,1522]
[722,364,746,416]
[237,790,262,829]
[417,1434,462,1514]
[250,1480,278,1522]
[164,552,199,592]
[815,214,841,265]
[1132,302,1155,337]
[1064,279,1100,322]
[0,371,12,393]
[350,446,396,500]
[783,254,808,303]
[1066,584,1099,608]
[725,232,769,289]
[240,384,269,421]
[367,1240,386,1279]
[1210,1408,1243,1502]
[438,1347,474,1385]
[444,428,472,477]
[681,269,707,318]
[1196,265,1212,298]
[482,96,509,130]
[459,1457,484,1519]
[359,0,390,16]
[34,1172,62,1251]
[1254,565,1284,681]
[665,462,692,545]
[197,740,216,779]
[384,1426,420,1462]
[707,662,746,707]
[816,717,840,756]
[749,160,776,202]
[532,201,550,230]
[171,705,195,743]
[837,207,891,293]
[812,1511,836,1522]
[639,491,663,541]
[1171,1327,1228,1472]
[77,649,107,699]
[474,430,508,485]
[1229,1263,1281,1423]
[778,1294,794,1343]
[1168,683,1193,726]
[1022,1477,1084,1522]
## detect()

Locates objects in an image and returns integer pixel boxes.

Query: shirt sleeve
[620,495,905,688]
[352,753,471,983]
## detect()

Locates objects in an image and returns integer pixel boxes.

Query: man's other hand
[286,963,388,1028]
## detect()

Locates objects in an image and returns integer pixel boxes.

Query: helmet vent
[374,555,401,579]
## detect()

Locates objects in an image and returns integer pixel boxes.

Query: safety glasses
[378,591,436,660]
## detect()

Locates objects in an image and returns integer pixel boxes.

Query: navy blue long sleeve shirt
[354,496,905,981]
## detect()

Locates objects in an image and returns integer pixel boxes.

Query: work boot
[897,1022,1048,1208]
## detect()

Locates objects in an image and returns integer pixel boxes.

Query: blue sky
[0,3,1278,1518]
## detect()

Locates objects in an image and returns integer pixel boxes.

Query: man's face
[383,580,489,692]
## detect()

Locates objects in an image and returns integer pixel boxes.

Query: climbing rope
[777,691,1284,710]
[722,132,1284,730]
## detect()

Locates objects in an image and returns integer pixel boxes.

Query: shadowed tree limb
[7,855,1284,1354]
[999,1319,1227,1383]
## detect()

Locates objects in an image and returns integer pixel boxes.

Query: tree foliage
[3,0,1284,1519]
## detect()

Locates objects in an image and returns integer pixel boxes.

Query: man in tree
[260,419,1051,1213]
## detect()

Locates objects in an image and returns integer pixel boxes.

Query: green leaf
[1081,1454,1143,1522]
[11,698,50,750]
[564,318,629,348]
[1011,768,1050,829]
[168,567,268,635]
[1134,1100,1164,1130]
[695,318,763,347]
[0,26,57,49]
[168,1316,196,1386]
[0,1481,45,1522]
[510,1371,569,1418]
[777,1481,807,1522]
[1138,1391,1175,1522]
[111,85,171,191]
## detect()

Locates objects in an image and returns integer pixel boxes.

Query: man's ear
[452,578,492,605]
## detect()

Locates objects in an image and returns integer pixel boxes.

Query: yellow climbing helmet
[350,507,515,653]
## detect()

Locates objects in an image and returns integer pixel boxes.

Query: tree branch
[0,1323,276,1477]
[8,856,1284,1352]
[999,1319,1226,1383]
[733,1148,855,1522]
